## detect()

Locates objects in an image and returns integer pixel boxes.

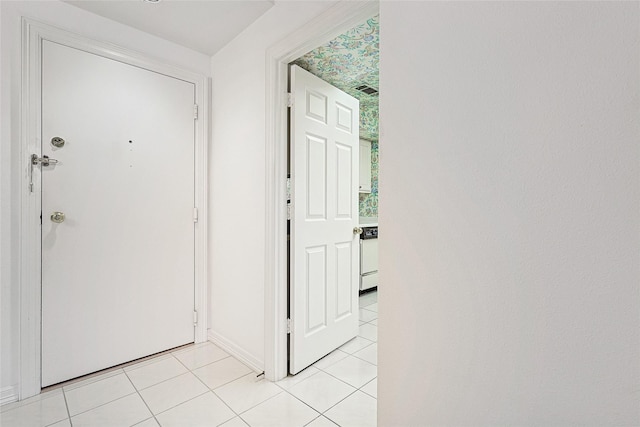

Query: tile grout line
[122,368,160,426]
[129,356,195,392]
[185,355,275,402]
[214,372,285,419]
[65,367,175,419]
[61,387,72,426]
[315,351,378,396]
[279,355,377,421]
[303,414,326,427]
[0,390,62,416]
[322,370,378,420]
[319,387,361,421]
[152,390,211,422]
[62,368,126,393]
[130,418,157,427]
[316,363,377,392]
[40,387,72,427]
[359,377,378,399]
[172,345,234,371]
[209,388,243,426]
[272,386,323,423]
[67,391,139,419]
[181,354,233,372]
[316,352,378,418]
[273,367,323,393]
[171,350,243,425]
[343,353,377,366]
[237,413,252,426]
[137,352,231,422]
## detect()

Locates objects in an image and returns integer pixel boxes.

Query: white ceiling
[63,0,275,56]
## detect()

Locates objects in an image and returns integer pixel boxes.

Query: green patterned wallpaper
[292,15,380,217]
[359,141,378,217]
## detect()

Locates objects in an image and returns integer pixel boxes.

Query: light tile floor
[1,291,378,427]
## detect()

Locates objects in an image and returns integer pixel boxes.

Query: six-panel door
[289,65,360,374]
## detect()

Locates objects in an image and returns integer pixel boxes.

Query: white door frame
[19,18,209,399]
[263,0,379,381]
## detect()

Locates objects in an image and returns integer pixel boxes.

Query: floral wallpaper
[293,14,380,217]
[359,103,379,143]
[359,140,379,217]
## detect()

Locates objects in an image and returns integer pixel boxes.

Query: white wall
[208,1,337,369]
[0,0,210,400]
[378,2,639,425]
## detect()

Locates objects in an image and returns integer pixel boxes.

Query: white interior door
[41,40,196,387]
[289,65,360,374]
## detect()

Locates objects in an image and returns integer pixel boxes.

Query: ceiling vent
[354,85,379,96]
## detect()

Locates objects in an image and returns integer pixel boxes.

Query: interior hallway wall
[378,2,639,424]
[207,1,339,370]
[0,0,210,401]
[209,1,344,369]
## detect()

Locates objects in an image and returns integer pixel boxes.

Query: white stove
[360,224,379,291]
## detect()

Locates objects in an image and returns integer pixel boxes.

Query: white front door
[41,40,196,387]
[289,65,360,374]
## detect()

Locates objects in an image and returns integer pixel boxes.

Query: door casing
[263,0,379,381]
[19,18,209,399]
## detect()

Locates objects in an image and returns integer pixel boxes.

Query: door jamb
[263,0,379,381]
[19,18,209,399]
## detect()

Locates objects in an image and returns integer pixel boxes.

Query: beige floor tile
[213,373,282,414]
[0,392,68,427]
[173,342,229,370]
[324,391,377,427]
[287,371,355,413]
[139,372,208,414]
[193,356,252,390]
[65,373,135,416]
[241,392,319,427]
[323,356,377,388]
[155,392,235,427]
[126,356,188,391]
[71,393,151,427]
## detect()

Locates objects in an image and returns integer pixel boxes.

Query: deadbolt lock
[51,212,65,223]
[51,137,65,148]
[31,154,58,167]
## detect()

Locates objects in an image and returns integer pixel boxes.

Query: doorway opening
[286,14,380,377]
[263,0,379,384]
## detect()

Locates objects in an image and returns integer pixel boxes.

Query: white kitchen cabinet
[359,139,372,193]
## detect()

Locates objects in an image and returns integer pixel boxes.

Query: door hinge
[287,93,294,108]
[193,104,198,120]
[193,310,198,325]
[287,318,291,334]
[286,177,291,202]
[193,207,199,223]
[286,204,291,221]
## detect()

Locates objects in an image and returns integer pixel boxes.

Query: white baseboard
[1,385,19,406]
[207,329,264,374]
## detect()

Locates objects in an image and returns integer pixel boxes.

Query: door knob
[353,226,363,235]
[51,212,65,223]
